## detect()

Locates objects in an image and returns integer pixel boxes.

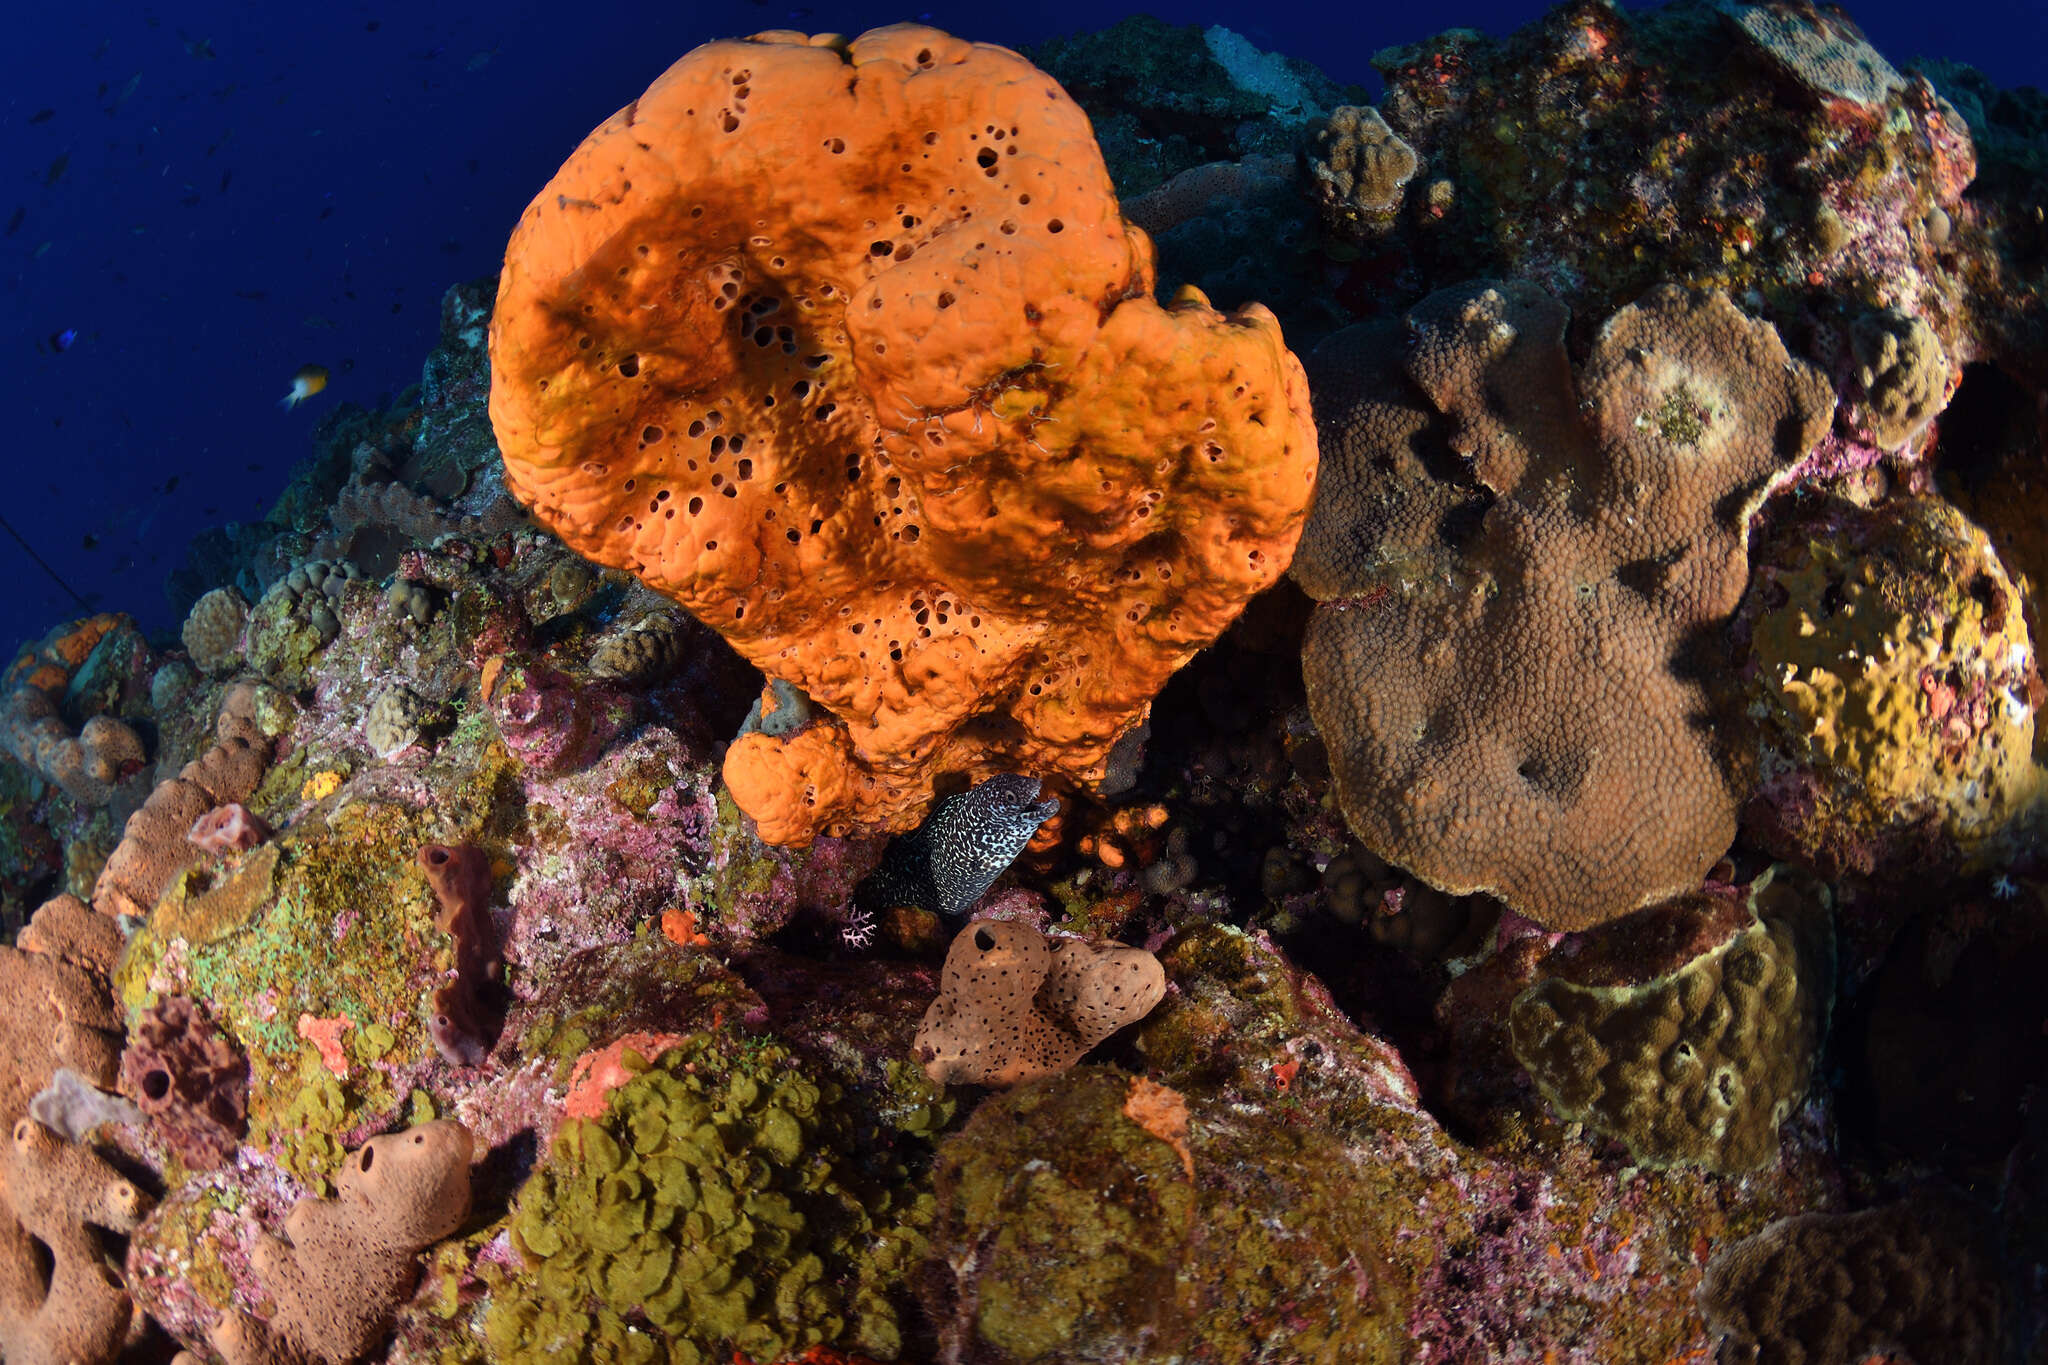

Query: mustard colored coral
[488,25,1317,845]
[1743,495,2043,872]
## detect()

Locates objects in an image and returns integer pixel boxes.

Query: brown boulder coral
[1698,1200,2004,1365]
[1292,281,1833,930]
[1508,866,1833,1173]
[488,25,1317,845]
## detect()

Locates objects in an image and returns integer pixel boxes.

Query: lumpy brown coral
[1698,1200,2005,1365]
[1508,867,1833,1173]
[1292,280,1834,929]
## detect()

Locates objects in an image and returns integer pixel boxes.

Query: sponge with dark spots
[915,919,1165,1086]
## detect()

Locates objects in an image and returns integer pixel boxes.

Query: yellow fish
[279,363,329,409]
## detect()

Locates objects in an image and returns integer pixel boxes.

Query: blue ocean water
[1,0,2043,657]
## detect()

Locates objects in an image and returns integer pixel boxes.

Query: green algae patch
[156,843,282,946]
[484,1030,933,1364]
[115,794,498,1183]
[928,1065,1408,1363]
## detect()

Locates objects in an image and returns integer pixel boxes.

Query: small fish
[183,35,216,60]
[465,47,498,72]
[218,168,232,193]
[162,475,181,494]
[29,108,55,125]
[109,72,142,111]
[45,154,69,187]
[48,328,77,352]
[280,363,329,409]
[81,533,99,551]
[233,288,267,300]
[5,206,22,236]
[92,38,110,59]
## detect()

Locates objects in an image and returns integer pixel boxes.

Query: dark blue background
[4,0,2043,657]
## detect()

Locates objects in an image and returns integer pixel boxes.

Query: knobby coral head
[488,24,1318,845]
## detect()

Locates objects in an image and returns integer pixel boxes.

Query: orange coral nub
[489,25,1317,844]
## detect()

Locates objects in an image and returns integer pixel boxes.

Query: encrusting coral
[914,918,1166,1086]
[1849,306,1953,449]
[1292,280,1834,930]
[486,1032,931,1364]
[1308,104,1419,240]
[211,1120,475,1365]
[181,587,251,675]
[1508,867,1834,1173]
[0,1116,152,1365]
[363,684,433,760]
[488,24,1318,845]
[1740,495,2044,875]
[587,610,691,685]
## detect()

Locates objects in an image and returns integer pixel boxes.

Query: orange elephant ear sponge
[489,24,1318,845]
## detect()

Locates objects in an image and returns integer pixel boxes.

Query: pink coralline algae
[187,802,271,855]
[485,660,630,777]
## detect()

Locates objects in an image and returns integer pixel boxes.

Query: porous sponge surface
[489,25,1317,845]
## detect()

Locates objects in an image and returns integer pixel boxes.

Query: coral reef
[6,10,2048,1364]
[1293,280,1833,928]
[489,25,1319,846]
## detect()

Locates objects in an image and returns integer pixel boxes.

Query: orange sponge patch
[489,25,1317,844]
